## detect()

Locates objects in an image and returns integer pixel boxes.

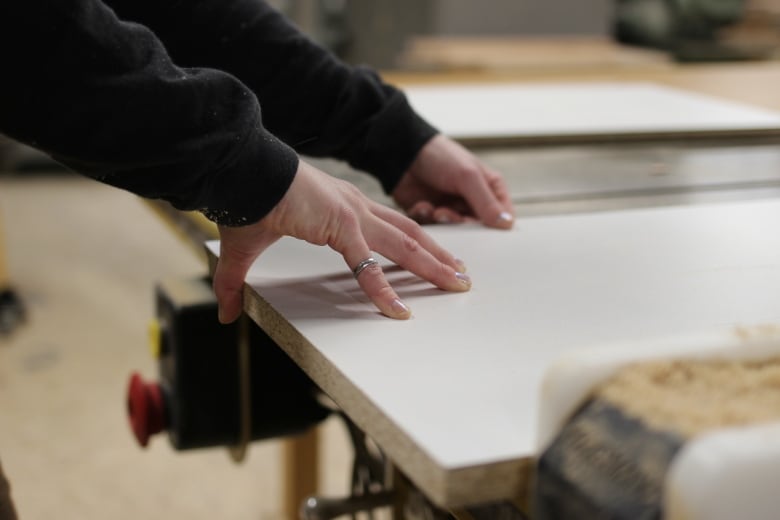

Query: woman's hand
[213,160,471,323]
[393,135,514,228]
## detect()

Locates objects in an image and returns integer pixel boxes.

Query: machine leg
[0,210,25,336]
[298,414,396,520]
[0,459,18,520]
[284,428,320,520]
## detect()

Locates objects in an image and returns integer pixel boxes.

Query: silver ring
[353,257,379,279]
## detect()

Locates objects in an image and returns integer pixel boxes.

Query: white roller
[665,422,780,520]
[537,324,780,451]
[538,324,780,519]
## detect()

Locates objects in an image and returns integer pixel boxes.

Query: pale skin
[213,134,515,322]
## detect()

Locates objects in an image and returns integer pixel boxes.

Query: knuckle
[401,232,420,254]
[355,261,383,284]
[376,284,397,302]
[453,166,480,190]
[364,262,383,278]
[346,182,363,198]
[452,164,471,180]
[337,205,359,230]
[327,205,361,250]
[304,224,329,246]
[437,260,452,282]
[401,213,424,233]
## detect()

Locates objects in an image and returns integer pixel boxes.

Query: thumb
[213,226,279,324]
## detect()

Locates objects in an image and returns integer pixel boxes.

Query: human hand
[392,134,514,229]
[213,160,471,323]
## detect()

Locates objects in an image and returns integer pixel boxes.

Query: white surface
[537,325,780,451]
[207,198,780,472]
[404,82,780,140]
[665,422,780,520]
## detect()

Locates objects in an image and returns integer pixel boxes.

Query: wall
[433,0,611,36]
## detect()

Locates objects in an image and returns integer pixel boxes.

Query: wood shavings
[597,356,780,438]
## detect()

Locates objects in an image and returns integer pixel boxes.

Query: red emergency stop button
[127,373,166,447]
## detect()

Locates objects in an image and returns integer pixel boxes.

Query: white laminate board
[206,198,780,505]
[403,82,780,141]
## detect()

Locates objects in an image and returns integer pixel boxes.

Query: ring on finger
[353,257,379,279]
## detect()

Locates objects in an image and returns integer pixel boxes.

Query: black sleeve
[104,0,438,194]
[0,0,298,226]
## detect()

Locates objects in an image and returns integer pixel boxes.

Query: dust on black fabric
[0,0,436,226]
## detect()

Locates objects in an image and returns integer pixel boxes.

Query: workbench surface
[206,197,780,508]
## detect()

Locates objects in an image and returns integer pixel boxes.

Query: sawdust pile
[597,356,780,438]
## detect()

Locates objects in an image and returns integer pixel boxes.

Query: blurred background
[270,0,611,68]
[269,0,780,68]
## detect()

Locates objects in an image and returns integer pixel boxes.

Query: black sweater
[0,0,436,226]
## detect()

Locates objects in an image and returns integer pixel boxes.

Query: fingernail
[455,272,471,286]
[417,207,431,219]
[436,214,451,224]
[392,299,411,317]
[497,211,514,226]
[218,307,226,323]
[455,258,467,273]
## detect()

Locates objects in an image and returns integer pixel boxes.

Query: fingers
[369,204,470,288]
[367,217,471,294]
[407,201,468,225]
[340,236,412,321]
[487,168,515,218]
[213,245,255,324]
[373,204,467,273]
[406,201,435,223]
[400,165,513,229]
[330,203,470,319]
[397,135,515,230]
[431,206,467,225]
[458,166,515,230]
[213,226,279,324]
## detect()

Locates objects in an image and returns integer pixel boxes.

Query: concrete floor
[0,174,351,519]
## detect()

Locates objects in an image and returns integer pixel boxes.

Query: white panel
[404,83,780,140]
[207,198,780,472]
